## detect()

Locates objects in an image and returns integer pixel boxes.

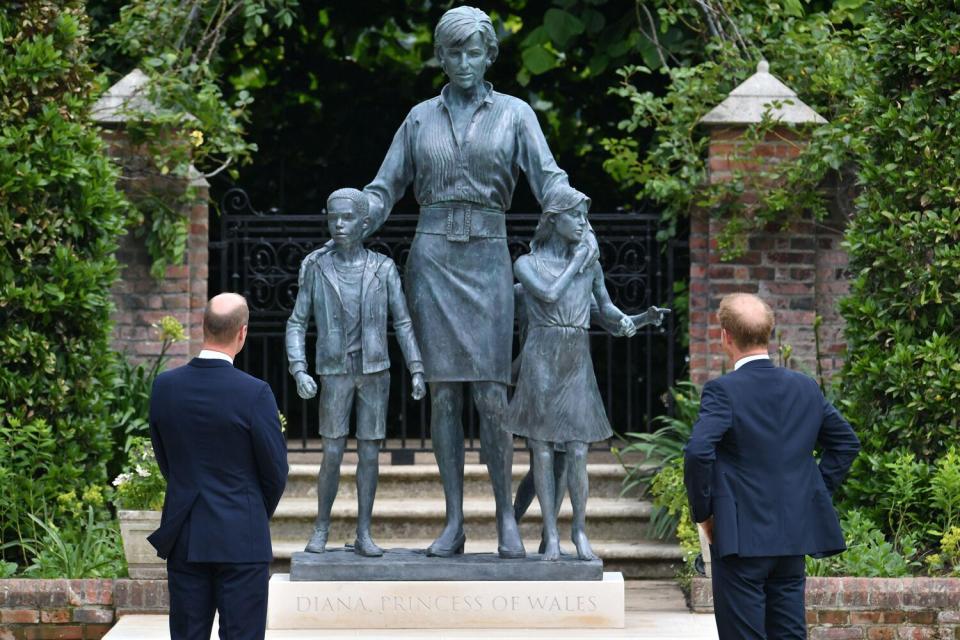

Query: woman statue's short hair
[434,6,499,64]
[327,188,369,217]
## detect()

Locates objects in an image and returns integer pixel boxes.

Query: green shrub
[19,509,125,579]
[0,2,128,564]
[107,315,185,469]
[648,458,700,583]
[616,382,700,539]
[807,510,918,578]
[925,527,960,577]
[839,0,960,543]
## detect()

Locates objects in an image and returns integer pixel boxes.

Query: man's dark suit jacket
[684,359,860,559]
[148,358,288,563]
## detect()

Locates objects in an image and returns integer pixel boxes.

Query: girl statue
[505,187,637,561]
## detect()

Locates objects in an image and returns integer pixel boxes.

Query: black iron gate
[210,188,687,458]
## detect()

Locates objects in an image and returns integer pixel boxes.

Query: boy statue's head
[326,188,370,247]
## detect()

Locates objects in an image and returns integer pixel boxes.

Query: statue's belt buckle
[445,207,472,242]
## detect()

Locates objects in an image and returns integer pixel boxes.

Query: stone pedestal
[266,572,625,629]
[290,548,602,581]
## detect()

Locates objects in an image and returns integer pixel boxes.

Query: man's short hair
[202,294,249,343]
[327,188,368,218]
[718,293,774,350]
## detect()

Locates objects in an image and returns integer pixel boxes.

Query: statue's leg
[553,448,567,518]
[529,439,561,561]
[354,439,384,557]
[566,441,598,561]
[471,381,525,558]
[306,435,346,553]
[427,381,466,556]
[513,455,535,523]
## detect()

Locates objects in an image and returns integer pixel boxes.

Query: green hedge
[839,0,960,542]
[0,1,128,560]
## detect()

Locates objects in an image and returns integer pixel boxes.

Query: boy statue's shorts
[317,351,390,441]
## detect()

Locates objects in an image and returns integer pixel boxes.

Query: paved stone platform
[290,548,602,581]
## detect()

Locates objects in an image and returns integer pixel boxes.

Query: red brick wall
[101,129,208,368]
[690,576,960,638]
[689,126,849,385]
[0,579,170,639]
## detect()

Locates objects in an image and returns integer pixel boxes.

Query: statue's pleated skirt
[404,230,513,384]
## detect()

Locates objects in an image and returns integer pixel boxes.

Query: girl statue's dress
[505,256,613,445]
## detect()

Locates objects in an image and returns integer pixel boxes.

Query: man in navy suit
[684,293,859,639]
[149,293,288,640]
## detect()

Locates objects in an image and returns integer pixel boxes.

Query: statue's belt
[417,205,506,242]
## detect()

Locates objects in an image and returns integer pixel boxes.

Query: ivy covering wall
[837,0,960,545]
[0,1,128,558]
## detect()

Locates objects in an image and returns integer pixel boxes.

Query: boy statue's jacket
[286,250,423,376]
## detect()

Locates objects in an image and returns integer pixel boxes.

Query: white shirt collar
[197,349,234,365]
[734,353,770,371]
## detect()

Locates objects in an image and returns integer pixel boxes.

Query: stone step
[269,539,683,580]
[283,463,642,501]
[270,497,652,543]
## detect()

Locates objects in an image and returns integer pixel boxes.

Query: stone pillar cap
[700,60,827,126]
[92,68,198,124]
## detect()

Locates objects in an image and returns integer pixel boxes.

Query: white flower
[112,473,130,487]
[135,465,150,478]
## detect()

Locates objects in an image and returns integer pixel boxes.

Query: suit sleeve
[148,377,169,480]
[815,394,860,494]
[250,383,288,518]
[684,380,733,523]
[385,261,424,375]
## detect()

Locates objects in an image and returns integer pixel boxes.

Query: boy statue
[286,188,426,557]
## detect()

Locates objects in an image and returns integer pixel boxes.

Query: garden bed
[690,576,960,638]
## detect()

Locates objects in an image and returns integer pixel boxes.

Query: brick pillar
[688,126,849,385]
[100,128,208,368]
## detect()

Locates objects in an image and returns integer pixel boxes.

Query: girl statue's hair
[531,186,591,250]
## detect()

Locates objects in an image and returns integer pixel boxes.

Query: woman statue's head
[434,6,499,91]
[531,187,591,249]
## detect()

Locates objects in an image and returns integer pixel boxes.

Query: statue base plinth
[289,548,603,582]
[267,572,625,629]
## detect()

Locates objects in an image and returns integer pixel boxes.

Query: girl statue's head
[434,6,499,91]
[531,187,591,250]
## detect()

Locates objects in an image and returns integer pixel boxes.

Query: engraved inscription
[293,592,599,614]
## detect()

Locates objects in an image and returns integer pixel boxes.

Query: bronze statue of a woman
[304,6,596,559]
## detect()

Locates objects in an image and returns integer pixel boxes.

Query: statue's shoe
[304,528,328,554]
[353,537,384,557]
[497,515,526,559]
[426,532,466,557]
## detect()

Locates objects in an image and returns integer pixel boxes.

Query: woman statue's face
[440,31,489,91]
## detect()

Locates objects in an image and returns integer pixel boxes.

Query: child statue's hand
[572,241,592,268]
[618,315,637,337]
[294,372,318,399]
[411,373,427,400]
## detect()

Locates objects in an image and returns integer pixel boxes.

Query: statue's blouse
[364,82,570,224]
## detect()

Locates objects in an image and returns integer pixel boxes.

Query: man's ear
[361,216,371,230]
